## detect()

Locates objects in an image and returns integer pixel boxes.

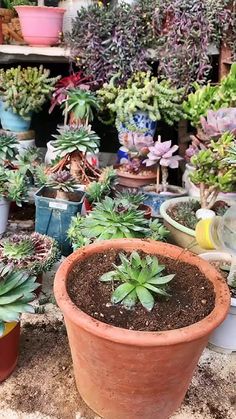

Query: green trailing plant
[0,168,28,206]
[191,132,236,208]
[0,66,60,118]
[68,196,169,249]
[0,233,60,275]
[65,88,100,125]
[0,133,18,163]
[100,251,175,311]
[0,265,39,336]
[51,125,101,183]
[99,72,185,129]
[86,167,117,204]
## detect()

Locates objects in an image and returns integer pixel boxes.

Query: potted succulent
[0,66,59,132]
[85,167,117,208]
[160,133,236,253]
[142,138,186,217]
[67,196,169,250]
[0,167,28,235]
[54,238,230,419]
[64,88,100,126]
[35,170,85,255]
[0,132,18,164]
[48,125,101,184]
[0,265,39,382]
[15,5,65,46]
[0,232,60,295]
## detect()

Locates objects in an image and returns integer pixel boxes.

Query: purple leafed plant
[200,108,236,138]
[144,140,182,192]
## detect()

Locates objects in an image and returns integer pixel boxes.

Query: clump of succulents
[86,167,117,205]
[0,133,18,163]
[115,191,145,208]
[33,164,49,187]
[65,88,100,126]
[46,171,77,200]
[0,168,28,206]
[191,132,236,209]
[99,72,185,130]
[100,251,175,311]
[200,108,236,139]
[0,66,60,118]
[50,125,101,183]
[0,265,39,336]
[167,200,201,230]
[144,139,182,192]
[0,233,60,275]
[68,196,169,249]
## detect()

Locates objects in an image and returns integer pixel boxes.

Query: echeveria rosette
[144,141,182,169]
[200,108,236,139]
[53,125,100,157]
[46,171,77,192]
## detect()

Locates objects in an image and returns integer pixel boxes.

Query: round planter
[160,196,207,254]
[17,138,36,155]
[54,239,230,419]
[117,111,157,139]
[0,322,20,382]
[142,185,187,218]
[138,203,151,219]
[15,6,65,46]
[45,140,59,165]
[117,168,156,188]
[200,252,236,354]
[58,0,93,33]
[0,103,31,132]
[0,198,10,236]
[183,164,236,202]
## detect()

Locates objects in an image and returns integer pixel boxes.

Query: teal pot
[35,186,85,256]
[0,103,31,132]
[142,185,187,218]
[159,196,204,254]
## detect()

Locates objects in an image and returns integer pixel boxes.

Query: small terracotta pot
[117,167,156,188]
[138,203,152,219]
[54,239,230,419]
[0,322,20,382]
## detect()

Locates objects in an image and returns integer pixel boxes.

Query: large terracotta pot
[54,239,230,419]
[0,322,20,382]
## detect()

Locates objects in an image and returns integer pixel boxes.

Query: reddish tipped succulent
[200,108,236,138]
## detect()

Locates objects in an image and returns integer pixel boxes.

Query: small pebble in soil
[201,299,207,305]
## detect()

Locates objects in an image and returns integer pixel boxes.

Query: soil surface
[42,188,84,203]
[0,265,235,419]
[67,250,215,331]
[209,260,236,299]
[9,203,35,221]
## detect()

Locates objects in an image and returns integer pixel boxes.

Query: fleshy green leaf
[136,286,154,311]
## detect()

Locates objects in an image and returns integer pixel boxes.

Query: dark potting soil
[167,200,229,231]
[67,249,216,332]
[9,203,35,221]
[210,260,236,299]
[42,188,84,202]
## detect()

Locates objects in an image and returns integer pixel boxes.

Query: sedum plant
[0,133,18,163]
[65,88,100,126]
[191,132,236,209]
[0,265,39,336]
[0,66,59,118]
[0,233,60,275]
[100,251,175,311]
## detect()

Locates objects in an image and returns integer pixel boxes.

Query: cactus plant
[0,133,18,163]
[0,66,60,118]
[0,233,60,275]
[100,251,175,311]
[46,171,77,200]
[0,265,39,337]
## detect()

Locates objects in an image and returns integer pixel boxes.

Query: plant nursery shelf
[0,45,70,63]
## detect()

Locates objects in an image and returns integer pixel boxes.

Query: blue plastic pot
[117,111,157,137]
[35,186,85,256]
[0,102,31,132]
[142,185,187,218]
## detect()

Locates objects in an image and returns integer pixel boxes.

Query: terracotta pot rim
[54,239,230,347]
[117,170,156,180]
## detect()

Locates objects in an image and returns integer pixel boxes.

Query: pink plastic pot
[15,6,65,46]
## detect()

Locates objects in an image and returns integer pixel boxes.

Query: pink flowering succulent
[200,108,236,138]
[144,140,182,193]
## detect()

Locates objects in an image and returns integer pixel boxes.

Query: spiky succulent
[115,191,145,207]
[0,233,60,275]
[0,168,28,206]
[0,133,18,163]
[200,108,236,138]
[46,171,77,192]
[67,215,91,250]
[0,265,39,336]
[33,164,49,187]
[100,251,175,311]
[65,88,100,123]
[149,219,170,242]
[86,167,117,204]
[53,125,100,156]
[16,147,42,175]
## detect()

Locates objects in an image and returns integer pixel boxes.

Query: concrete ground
[0,265,235,419]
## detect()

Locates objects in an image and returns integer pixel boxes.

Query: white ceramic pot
[59,0,93,33]
[183,164,236,202]
[200,252,236,353]
[0,198,10,235]
[45,140,59,165]
[16,138,35,156]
